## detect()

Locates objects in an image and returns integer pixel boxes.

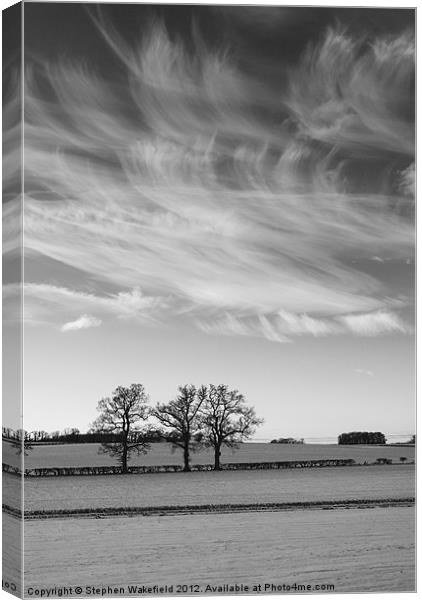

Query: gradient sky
[3,4,415,439]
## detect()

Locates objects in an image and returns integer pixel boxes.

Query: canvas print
[2,2,415,597]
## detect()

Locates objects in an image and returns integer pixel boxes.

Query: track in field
[3,496,415,520]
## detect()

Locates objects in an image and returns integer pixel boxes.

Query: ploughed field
[22,506,415,593]
[6,444,416,595]
[6,464,414,512]
[2,472,21,510]
[2,441,415,470]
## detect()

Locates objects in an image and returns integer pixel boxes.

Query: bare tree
[12,429,33,456]
[91,384,151,473]
[38,430,49,441]
[200,384,263,470]
[153,385,205,471]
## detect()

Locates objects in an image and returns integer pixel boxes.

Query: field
[2,472,21,510]
[5,464,414,512]
[22,506,415,594]
[2,441,415,470]
[4,442,416,595]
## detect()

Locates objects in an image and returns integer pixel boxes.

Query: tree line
[270,437,304,444]
[338,431,386,445]
[2,427,164,445]
[4,384,263,473]
[92,383,263,473]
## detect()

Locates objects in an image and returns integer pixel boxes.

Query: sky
[3,3,415,440]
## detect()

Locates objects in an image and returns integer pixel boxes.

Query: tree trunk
[183,444,191,472]
[121,446,128,474]
[214,445,221,470]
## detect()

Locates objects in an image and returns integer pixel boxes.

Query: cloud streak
[3,283,164,328]
[10,18,414,341]
[338,310,409,337]
[61,315,102,332]
[196,308,409,344]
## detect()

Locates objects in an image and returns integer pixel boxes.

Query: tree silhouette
[153,385,205,471]
[200,384,263,470]
[338,431,386,445]
[11,429,33,456]
[91,384,151,473]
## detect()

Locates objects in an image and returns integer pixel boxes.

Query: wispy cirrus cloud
[196,308,409,344]
[6,19,413,340]
[3,283,164,329]
[287,27,414,156]
[338,310,409,337]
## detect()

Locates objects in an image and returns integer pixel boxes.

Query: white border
[0,3,417,600]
